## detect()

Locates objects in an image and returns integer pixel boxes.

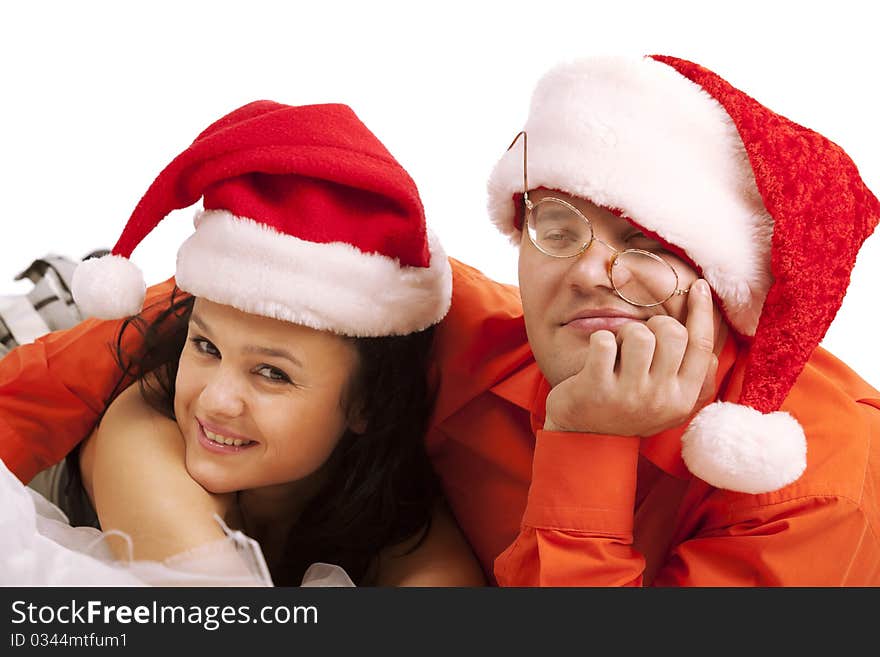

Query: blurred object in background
[0,249,109,358]
[0,248,108,504]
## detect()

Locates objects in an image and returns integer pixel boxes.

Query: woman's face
[174,298,361,495]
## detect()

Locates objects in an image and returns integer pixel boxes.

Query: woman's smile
[196,419,258,454]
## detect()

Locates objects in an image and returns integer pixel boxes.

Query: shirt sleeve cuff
[523,430,640,534]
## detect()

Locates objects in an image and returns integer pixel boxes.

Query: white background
[2,0,878,387]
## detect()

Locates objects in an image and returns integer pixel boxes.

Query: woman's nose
[199,369,246,418]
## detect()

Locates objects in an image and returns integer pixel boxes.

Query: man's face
[518,189,726,387]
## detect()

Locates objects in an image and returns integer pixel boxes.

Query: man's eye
[255,366,291,384]
[190,337,219,357]
[627,232,663,249]
[542,230,574,242]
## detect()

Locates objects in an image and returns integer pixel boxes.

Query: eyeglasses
[508,131,691,308]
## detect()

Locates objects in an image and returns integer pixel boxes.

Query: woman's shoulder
[79,376,181,503]
[81,376,175,464]
[102,373,177,428]
[371,501,486,586]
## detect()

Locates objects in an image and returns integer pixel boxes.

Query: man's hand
[544,279,718,437]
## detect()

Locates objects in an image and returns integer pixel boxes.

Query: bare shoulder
[79,373,181,505]
[373,500,486,587]
[79,372,228,561]
[104,372,176,427]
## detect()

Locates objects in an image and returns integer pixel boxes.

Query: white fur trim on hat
[71,254,146,319]
[487,56,773,336]
[174,210,453,336]
[681,401,807,494]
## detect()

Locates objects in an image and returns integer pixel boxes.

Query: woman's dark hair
[63,287,441,585]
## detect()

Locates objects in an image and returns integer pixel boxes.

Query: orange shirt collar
[490,334,739,479]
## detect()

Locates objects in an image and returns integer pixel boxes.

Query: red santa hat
[72,100,452,337]
[488,55,879,494]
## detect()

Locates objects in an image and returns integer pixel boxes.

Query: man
[2,55,879,585]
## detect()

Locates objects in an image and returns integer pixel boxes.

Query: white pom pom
[681,401,807,494]
[71,254,146,319]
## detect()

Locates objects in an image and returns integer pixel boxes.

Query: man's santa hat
[488,55,879,494]
[72,100,452,337]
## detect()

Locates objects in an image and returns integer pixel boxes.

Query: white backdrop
[2,0,878,387]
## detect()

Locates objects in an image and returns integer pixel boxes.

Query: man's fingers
[584,329,617,382]
[679,279,716,387]
[646,315,688,378]
[545,330,616,432]
[616,322,655,382]
[695,353,719,409]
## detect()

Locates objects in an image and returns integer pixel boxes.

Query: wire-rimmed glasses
[509,131,690,308]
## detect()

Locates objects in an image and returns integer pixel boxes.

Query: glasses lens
[528,199,592,257]
[610,250,679,306]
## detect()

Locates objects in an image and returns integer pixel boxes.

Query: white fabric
[175,210,453,336]
[71,254,146,320]
[0,459,354,587]
[681,401,808,494]
[0,294,50,344]
[487,55,774,336]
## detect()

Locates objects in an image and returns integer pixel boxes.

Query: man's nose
[565,241,617,293]
[199,368,246,417]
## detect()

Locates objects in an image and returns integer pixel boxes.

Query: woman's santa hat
[72,101,452,337]
[488,55,879,494]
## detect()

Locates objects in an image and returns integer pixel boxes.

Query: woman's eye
[256,366,291,384]
[190,337,219,357]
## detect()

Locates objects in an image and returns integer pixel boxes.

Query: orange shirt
[2,259,880,585]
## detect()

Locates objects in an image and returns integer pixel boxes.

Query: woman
[13,99,483,586]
